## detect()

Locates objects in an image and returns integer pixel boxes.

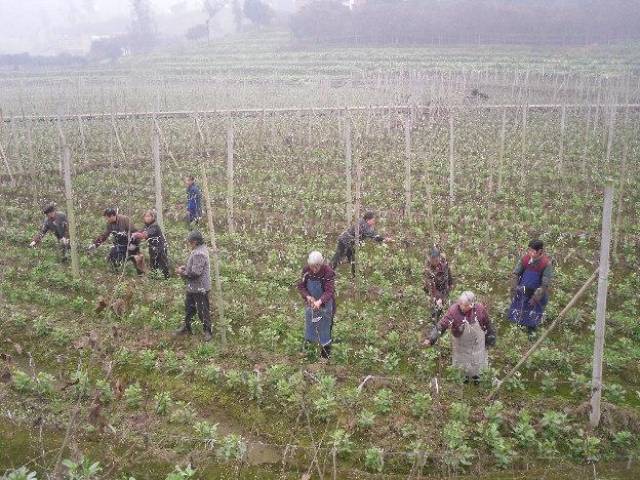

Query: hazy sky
[0,0,296,55]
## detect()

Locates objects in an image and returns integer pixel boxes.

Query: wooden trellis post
[403,116,412,221]
[589,185,614,428]
[151,131,164,230]
[497,107,507,192]
[558,103,566,174]
[353,150,362,289]
[0,137,15,187]
[61,144,79,278]
[345,117,353,225]
[226,124,235,234]
[448,113,455,206]
[195,116,227,347]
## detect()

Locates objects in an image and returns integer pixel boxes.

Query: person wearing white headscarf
[297,251,336,360]
[424,291,496,382]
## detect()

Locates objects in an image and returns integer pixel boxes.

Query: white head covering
[307,251,324,266]
[459,291,476,306]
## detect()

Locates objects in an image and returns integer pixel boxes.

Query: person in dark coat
[423,247,454,323]
[87,208,143,275]
[132,209,170,278]
[30,203,70,261]
[184,175,202,226]
[330,211,392,276]
[175,231,212,341]
[508,239,554,337]
[297,251,336,360]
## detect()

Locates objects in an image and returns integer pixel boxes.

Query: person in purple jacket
[424,291,496,383]
[297,251,336,360]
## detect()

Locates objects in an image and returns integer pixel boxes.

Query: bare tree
[204,0,228,43]
[129,0,156,52]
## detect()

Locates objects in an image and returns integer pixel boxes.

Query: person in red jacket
[424,291,496,383]
[297,251,336,360]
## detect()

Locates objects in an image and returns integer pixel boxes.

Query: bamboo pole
[558,103,566,174]
[110,114,126,164]
[353,150,362,289]
[151,131,164,230]
[590,185,614,428]
[403,115,412,221]
[0,137,15,186]
[226,125,235,234]
[195,117,227,347]
[488,268,598,400]
[448,113,455,206]
[61,144,80,278]
[345,116,353,225]
[497,107,507,192]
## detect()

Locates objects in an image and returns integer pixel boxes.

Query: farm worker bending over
[29,203,70,262]
[508,239,554,337]
[184,175,203,226]
[87,208,144,275]
[297,251,336,360]
[424,291,496,383]
[423,246,454,323]
[175,230,213,342]
[331,211,393,276]
[132,209,170,278]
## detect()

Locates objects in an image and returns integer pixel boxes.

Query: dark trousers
[184,291,212,333]
[109,244,143,275]
[331,241,355,276]
[149,247,170,278]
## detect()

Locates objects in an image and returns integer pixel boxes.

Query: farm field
[1,31,640,480]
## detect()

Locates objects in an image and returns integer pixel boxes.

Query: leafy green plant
[194,421,219,449]
[169,401,197,424]
[62,456,102,480]
[71,369,91,399]
[35,372,56,397]
[2,466,38,480]
[540,411,570,439]
[154,391,172,416]
[12,369,34,393]
[313,394,337,421]
[329,429,354,458]
[364,447,384,472]
[217,433,247,462]
[124,383,143,409]
[139,349,157,373]
[450,402,470,423]
[357,409,376,430]
[373,388,393,415]
[409,392,432,418]
[443,420,473,471]
[164,465,195,480]
[569,430,601,463]
[512,410,536,449]
[95,379,113,403]
[483,401,504,425]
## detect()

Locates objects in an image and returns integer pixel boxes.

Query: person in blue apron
[508,239,554,337]
[184,175,202,227]
[297,251,336,360]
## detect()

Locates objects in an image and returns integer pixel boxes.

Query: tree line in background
[290,0,640,45]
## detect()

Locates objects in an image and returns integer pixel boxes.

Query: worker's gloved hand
[127,243,138,252]
[529,287,545,306]
[485,333,496,347]
[61,238,70,246]
[435,298,443,308]
[29,241,37,248]
[86,243,97,253]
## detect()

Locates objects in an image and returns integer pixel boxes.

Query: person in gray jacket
[175,230,212,341]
